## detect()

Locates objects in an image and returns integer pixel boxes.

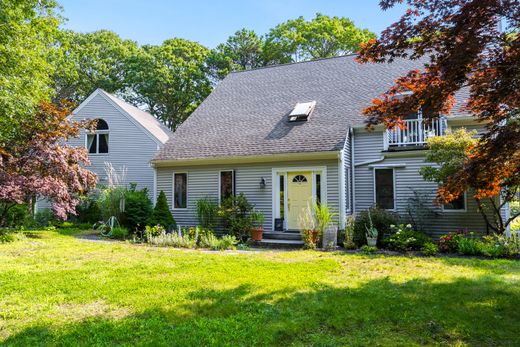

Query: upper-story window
[87,119,109,154]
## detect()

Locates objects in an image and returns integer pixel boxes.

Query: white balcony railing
[384,117,447,150]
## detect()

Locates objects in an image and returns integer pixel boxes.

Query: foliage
[313,202,337,234]
[149,191,176,231]
[421,129,518,234]
[0,230,26,244]
[0,102,97,226]
[421,242,439,256]
[0,0,60,146]
[110,227,129,240]
[75,191,102,224]
[405,189,439,233]
[0,204,32,228]
[365,209,378,239]
[217,235,238,251]
[511,218,520,232]
[439,230,468,253]
[122,185,153,231]
[384,224,432,252]
[33,208,58,228]
[146,230,197,249]
[264,13,375,63]
[2,229,520,345]
[360,245,377,254]
[219,193,254,242]
[144,224,166,238]
[124,38,213,131]
[353,207,399,246]
[50,29,139,103]
[457,234,483,256]
[358,0,520,228]
[343,215,357,249]
[208,29,264,78]
[481,234,520,258]
[251,210,265,228]
[301,229,318,250]
[199,232,220,249]
[195,197,219,229]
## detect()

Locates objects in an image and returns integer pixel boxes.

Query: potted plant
[250,210,265,241]
[365,209,378,246]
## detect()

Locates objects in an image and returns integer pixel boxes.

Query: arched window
[87,119,109,154]
[292,175,308,183]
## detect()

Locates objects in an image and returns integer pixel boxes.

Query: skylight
[288,101,316,122]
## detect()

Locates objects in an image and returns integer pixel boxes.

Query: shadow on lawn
[4,275,520,346]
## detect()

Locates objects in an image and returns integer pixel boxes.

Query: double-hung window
[374,168,395,210]
[173,173,187,209]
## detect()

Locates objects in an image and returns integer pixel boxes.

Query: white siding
[156,159,341,231]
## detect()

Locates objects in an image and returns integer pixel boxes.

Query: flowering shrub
[438,229,468,253]
[384,224,431,252]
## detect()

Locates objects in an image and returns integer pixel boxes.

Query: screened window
[220,171,235,203]
[375,169,394,210]
[87,119,109,154]
[174,173,187,208]
[444,194,466,211]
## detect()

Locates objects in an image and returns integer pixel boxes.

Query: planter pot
[251,227,263,241]
[322,223,338,250]
[367,237,377,247]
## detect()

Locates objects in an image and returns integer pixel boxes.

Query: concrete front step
[252,238,304,249]
[262,231,302,240]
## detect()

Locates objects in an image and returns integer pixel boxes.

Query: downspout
[350,128,356,214]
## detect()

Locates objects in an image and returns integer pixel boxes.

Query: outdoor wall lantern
[260,177,266,189]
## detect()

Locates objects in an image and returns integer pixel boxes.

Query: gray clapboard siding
[156,159,341,231]
[68,93,160,197]
[352,128,498,238]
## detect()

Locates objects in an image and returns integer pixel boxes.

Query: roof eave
[151,150,340,168]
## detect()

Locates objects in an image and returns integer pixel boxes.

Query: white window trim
[272,166,327,231]
[85,129,110,155]
[218,170,235,205]
[172,172,188,210]
[373,168,396,211]
[442,191,467,212]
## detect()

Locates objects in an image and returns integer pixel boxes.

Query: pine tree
[149,191,176,230]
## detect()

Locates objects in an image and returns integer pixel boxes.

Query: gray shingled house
[151,55,501,243]
[36,89,173,212]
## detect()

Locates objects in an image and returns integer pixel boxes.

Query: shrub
[219,193,253,242]
[342,216,357,249]
[0,203,33,228]
[480,234,520,258]
[34,208,58,227]
[438,230,467,253]
[0,230,26,243]
[422,242,439,256]
[457,234,483,255]
[122,185,153,231]
[75,192,102,224]
[511,217,520,232]
[217,235,238,251]
[353,207,399,247]
[110,227,129,239]
[196,197,218,229]
[384,224,432,252]
[360,245,377,254]
[149,191,176,231]
[199,232,220,249]
[145,225,166,238]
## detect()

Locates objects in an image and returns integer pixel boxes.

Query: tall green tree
[264,13,375,63]
[208,29,264,78]
[124,38,212,131]
[0,0,61,146]
[50,30,139,103]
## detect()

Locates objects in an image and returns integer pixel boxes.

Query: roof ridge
[228,53,358,75]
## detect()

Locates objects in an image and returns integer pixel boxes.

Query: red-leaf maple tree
[0,102,97,225]
[357,0,519,232]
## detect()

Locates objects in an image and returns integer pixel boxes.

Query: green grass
[1,229,519,346]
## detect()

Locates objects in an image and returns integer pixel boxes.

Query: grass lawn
[1,230,519,346]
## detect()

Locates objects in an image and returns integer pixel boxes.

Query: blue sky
[58,0,407,48]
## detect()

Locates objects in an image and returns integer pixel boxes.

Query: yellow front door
[287,172,313,230]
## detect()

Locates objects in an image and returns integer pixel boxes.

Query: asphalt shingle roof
[154,55,470,161]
